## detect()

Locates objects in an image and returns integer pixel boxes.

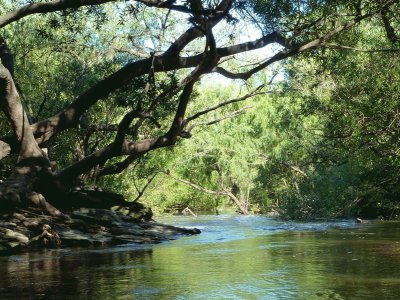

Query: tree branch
[186,106,253,134]
[163,0,232,56]
[0,0,116,29]
[213,9,382,80]
[163,171,249,214]
[54,4,220,184]
[131,172,158,202]
[163,170,220,195]
[0,0,198,29]
[183,85,265,126]
[0,1,394,158]
[0,140,11,160]
[322,43,400,52]
[381,4,399,44]
[135,0,192,13]
[96,154,141,178]
[0,28,286,153]
[260,154,308,178]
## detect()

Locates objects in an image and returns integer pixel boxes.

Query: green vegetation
[0,0,400,220]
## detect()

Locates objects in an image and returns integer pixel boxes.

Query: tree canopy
[0,0,399,219]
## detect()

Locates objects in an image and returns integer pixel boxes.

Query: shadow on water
[1,216,400,299]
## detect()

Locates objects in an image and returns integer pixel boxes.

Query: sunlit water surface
[1,215,400,299]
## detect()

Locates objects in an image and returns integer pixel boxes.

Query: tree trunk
[0,63,59,213]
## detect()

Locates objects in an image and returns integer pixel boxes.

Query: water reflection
[0,248,154,299]
[1,216,400,299]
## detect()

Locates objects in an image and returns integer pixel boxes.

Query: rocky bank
[0,205,200,255]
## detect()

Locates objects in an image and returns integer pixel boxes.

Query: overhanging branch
[0,0,115,29]
[1,0,396,161]
[322,43,400,52]
[213,8,383,80]
[0,0,197,29]
[55,10,219,183]
[186,106,253,134]
[181,85,265,134]
[186,105,253,137]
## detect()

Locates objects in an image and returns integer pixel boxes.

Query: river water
[1,215,400,299]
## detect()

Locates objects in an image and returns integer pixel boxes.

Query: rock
[72,211,111,226]
[4,228,29,244]
[23,219,40,228]
[112,234,162,244]
[56,226,114,246]
[7,242,20,249]
[112,202,153,221]
[73,208,123,224]
[0,221,17,228]
[148,222,201,235]
[12,213,26,221]
[0,203,201,255]
[57,228,94,246]
[90,233,113,245]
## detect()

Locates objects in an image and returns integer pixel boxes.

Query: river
[0,215,400,299]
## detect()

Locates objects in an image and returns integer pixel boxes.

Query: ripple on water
[1,216,399,300]
[131,286,166,296]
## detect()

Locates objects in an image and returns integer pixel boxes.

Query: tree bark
[0,64,46,164]
[0,63,58,213]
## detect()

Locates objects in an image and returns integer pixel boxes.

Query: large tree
[0,0,399,214]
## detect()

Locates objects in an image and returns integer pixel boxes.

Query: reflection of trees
[1,224,400,299]
[268,229,400,299]
[0,248,153,299]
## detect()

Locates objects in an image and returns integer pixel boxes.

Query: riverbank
[0,206,201,256]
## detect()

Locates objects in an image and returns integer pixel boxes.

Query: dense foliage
[119,3,400,219]
[0,0,399,220]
